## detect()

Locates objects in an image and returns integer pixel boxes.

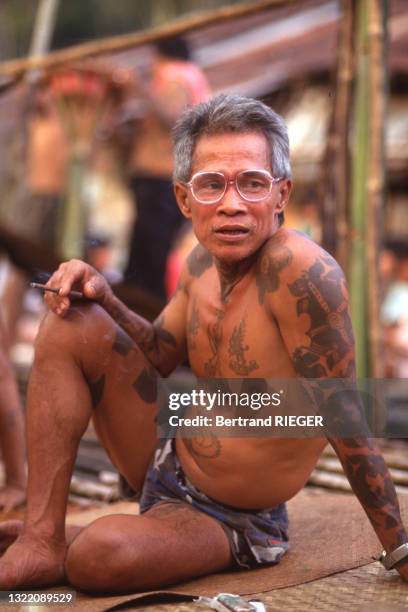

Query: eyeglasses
[185,170,282,204]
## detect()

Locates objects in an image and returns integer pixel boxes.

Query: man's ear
[174,182,192,219]
[276,179,292,213]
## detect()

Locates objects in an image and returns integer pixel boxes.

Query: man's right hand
[44,259,113,317]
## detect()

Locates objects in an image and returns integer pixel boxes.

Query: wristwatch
[377,543,408,570]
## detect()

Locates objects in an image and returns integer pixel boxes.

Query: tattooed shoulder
[256,232,293,304]
[187,245,213,278]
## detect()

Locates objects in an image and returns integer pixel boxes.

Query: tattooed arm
[102,285,187,376]
[101,244,213,374]
[43,259,189,376]
[267,235,408,579]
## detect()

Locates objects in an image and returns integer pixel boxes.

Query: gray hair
[173,93,291,183]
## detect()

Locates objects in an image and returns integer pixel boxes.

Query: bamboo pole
[321,0,355,266]
[317,456,408,485]
[350,0,370,378]
[309,468,408,493]
[349,0,388,379]
[0,0,294,79]
[28,0,59,61]
[366,0,387,378]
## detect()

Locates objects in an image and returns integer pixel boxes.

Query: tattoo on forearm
[107,295,177,371]
[104,298,156,357]
[256,234,292,304]
[154,315,177,348]
[132,367,157,403]
[331,437,406,547]
[88,375,105,409]
[228,318,259,375]
[288,254,354,377]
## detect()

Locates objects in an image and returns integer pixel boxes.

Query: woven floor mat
[127,563,408,612]
[9,562,405,612]
[5,490,407,611]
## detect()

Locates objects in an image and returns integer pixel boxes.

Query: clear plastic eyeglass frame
[185,169,282,204]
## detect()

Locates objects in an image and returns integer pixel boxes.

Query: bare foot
[0,522,82,556]
[0,485,26,512]
[0,534,67,589]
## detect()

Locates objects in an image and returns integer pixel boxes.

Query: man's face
[174,132,292,264]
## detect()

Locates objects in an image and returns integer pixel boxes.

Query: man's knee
[35,304,115,364]
[65,516,140,592]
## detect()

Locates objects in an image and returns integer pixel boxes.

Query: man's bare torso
[27,116,67,194]
[174,229,329,509]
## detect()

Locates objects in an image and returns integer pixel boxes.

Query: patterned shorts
[139,439,289,569]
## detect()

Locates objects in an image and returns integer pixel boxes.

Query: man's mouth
[214,225,250,239]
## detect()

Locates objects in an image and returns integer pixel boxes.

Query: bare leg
[65,502,231,593]
[0,303,158,588]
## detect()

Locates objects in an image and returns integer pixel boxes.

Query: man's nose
[217,182,247,214]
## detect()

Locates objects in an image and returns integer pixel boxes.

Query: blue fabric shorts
[139,439,289,569]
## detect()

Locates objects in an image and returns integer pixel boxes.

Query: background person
[381,240,408,377]
[15,84,67,249]
[124,36,210,300]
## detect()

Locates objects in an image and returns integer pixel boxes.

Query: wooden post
[28,0,59,60]
[366,0,387,378]
[350,0,370,378]
[349,0,388,378]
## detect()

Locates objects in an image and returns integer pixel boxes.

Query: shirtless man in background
[0,94,407,592]
[125,36,210,299]
[17,84,67,248]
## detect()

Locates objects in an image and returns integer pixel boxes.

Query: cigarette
[30,282,85,300]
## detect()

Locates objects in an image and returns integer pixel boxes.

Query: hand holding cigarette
[30,282,87,300]
[32,261,112,318]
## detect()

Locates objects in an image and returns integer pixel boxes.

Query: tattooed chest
[187,304,260,377]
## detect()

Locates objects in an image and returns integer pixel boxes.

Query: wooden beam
[0,0,296,79]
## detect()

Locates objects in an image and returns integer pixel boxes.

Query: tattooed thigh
[88,375,106,409]
[132,366,158,404]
